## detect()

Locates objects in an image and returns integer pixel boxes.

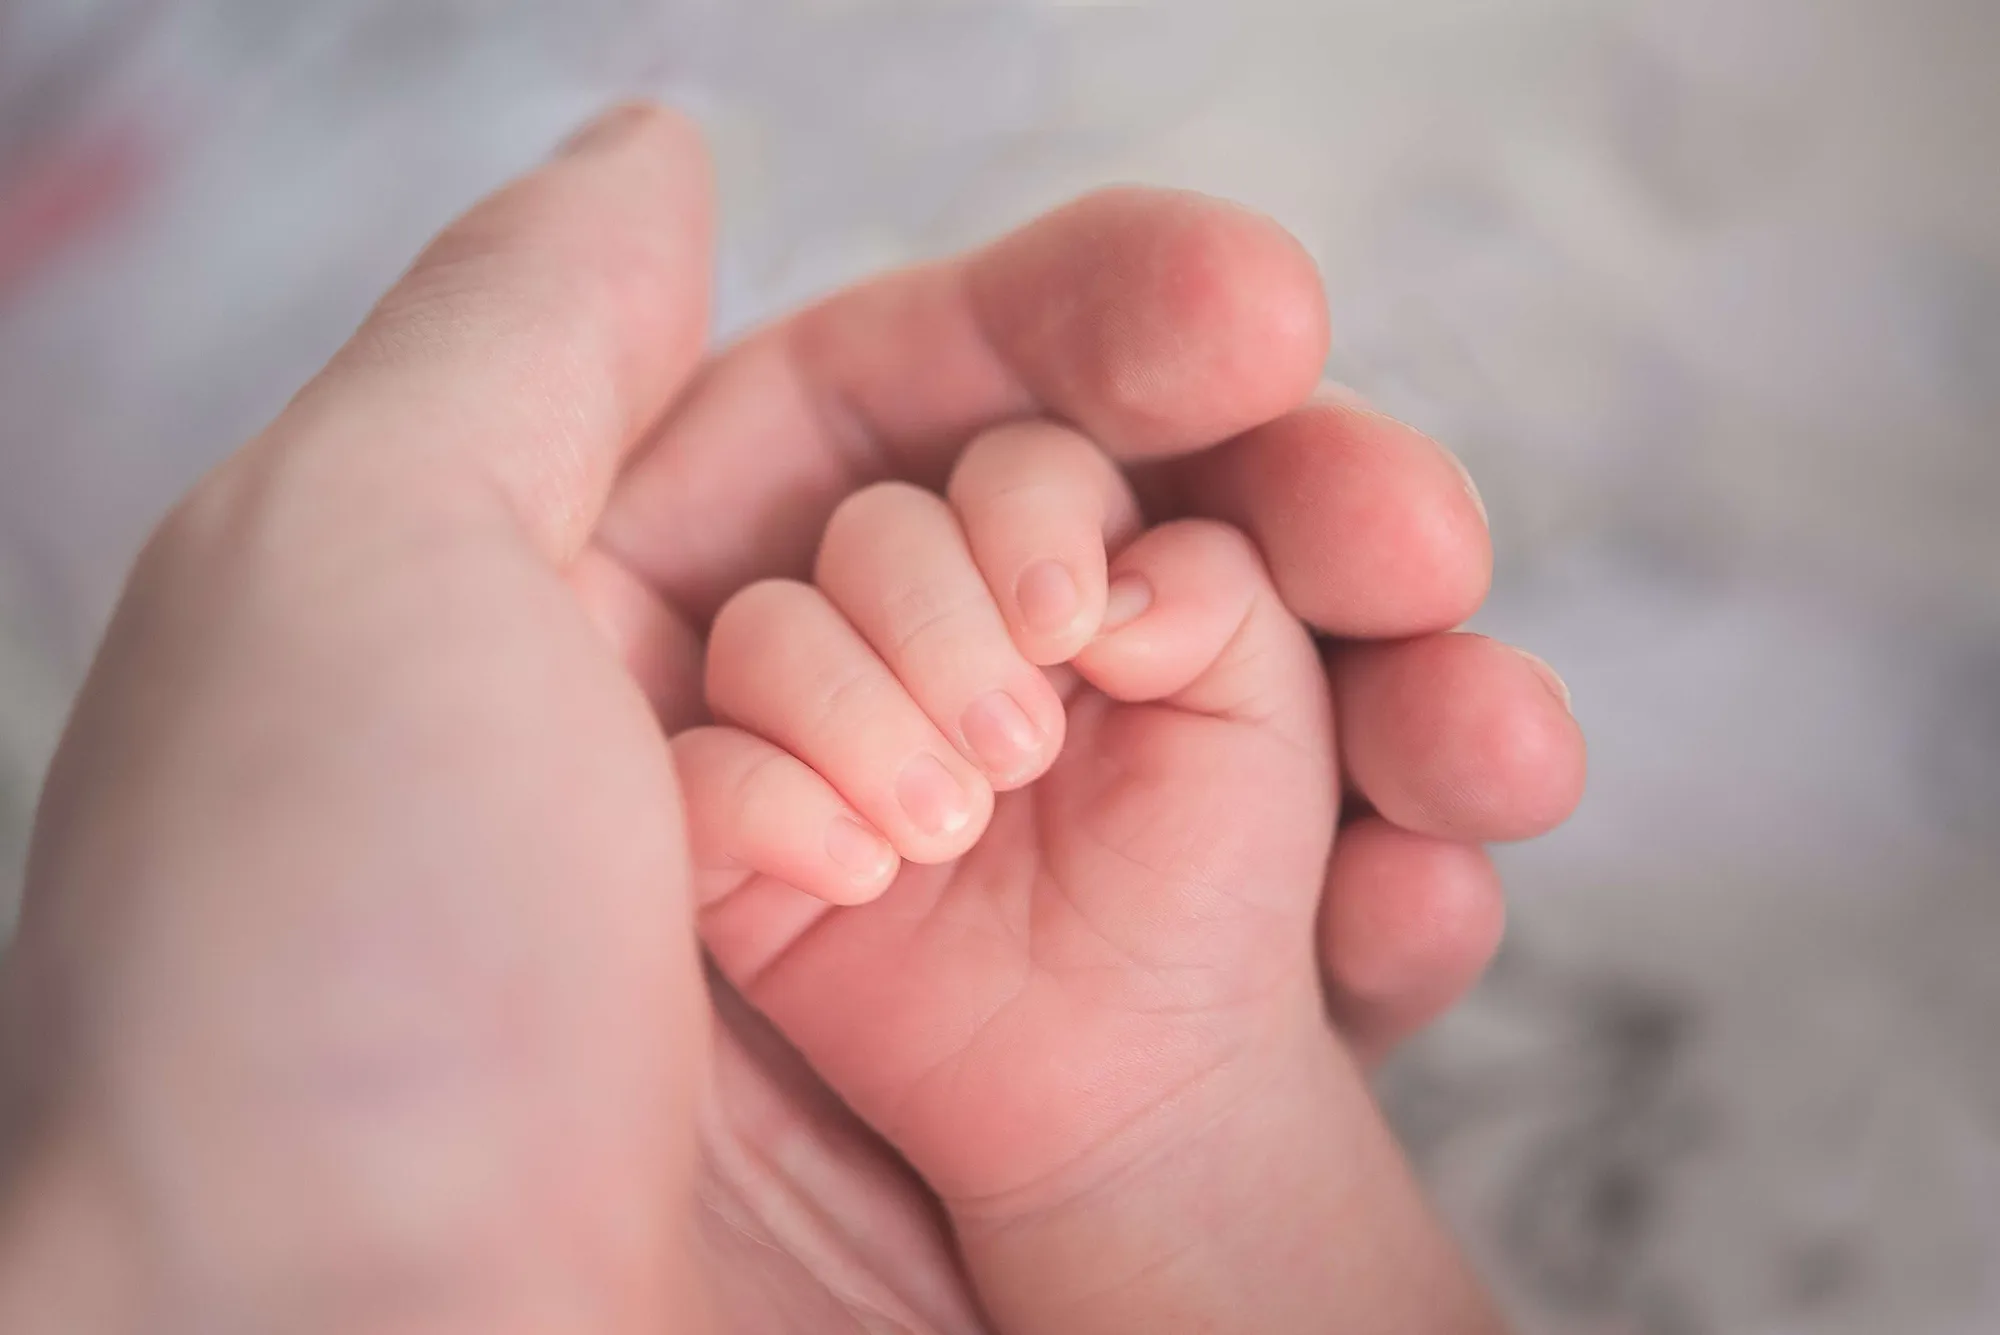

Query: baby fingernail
[961,691,1043,782]
[826,815,896,885]
[896,753,973,838]
[1101,574,1154,633]
[1515,649,1573,715]
[1016,560,1080,636]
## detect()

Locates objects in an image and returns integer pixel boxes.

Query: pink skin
[683,424,1499,1328]
[0,104,1582,1333]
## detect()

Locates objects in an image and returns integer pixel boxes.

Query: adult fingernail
[1515,649,1572,715]
[1016,560,1081,637]
[1101,573,1154,633]
[1445,449,1488,528]
[826,815,897,886]
[556,101,654,157]
[1312,382,1487,532]
[895,753,972,838]
[1311,380,1372,409]
[961,691,1043,783]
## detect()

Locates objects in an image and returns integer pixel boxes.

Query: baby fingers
[946,419,1143,666]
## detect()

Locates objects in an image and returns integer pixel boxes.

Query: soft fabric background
[2,2,1996,1330]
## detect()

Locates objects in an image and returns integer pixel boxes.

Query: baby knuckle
[709,579,816,652]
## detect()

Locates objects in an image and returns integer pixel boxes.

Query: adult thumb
[268,102,714,566]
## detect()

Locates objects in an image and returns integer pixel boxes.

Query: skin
[682,421,1502,1330]
[0,104,1583,1333]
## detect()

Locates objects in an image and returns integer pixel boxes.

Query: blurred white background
[2,2,1996,1330]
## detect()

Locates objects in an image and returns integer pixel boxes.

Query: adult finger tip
[975,187,1330,458]
[1337,633,1587,843]
[519,99,716,357]
[556,99,706,164]
[319,98,716,563]
[1177,399,1492,636]
[1319,819,1507,1065]
[1142,191,1333,428]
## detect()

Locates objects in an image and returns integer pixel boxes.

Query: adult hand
[581,119,1582,1064]
[0,105,1582,1332]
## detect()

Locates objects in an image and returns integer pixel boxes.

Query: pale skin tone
[0,105,1584,1332]
[685,419,1502,1332]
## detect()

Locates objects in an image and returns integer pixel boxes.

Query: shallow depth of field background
[2,2,1996,1331]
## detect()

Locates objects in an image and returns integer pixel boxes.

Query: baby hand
[676,421,1474,1329]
